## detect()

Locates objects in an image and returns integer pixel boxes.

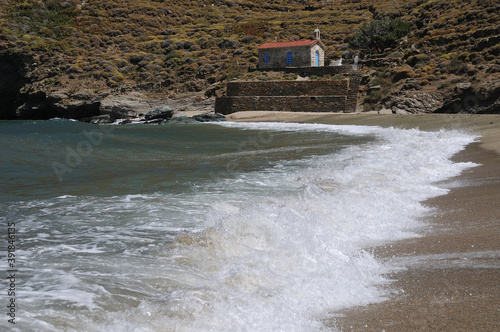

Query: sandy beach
[227,111,500,331]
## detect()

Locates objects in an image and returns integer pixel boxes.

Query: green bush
[350,18,412,53]
[165,50,181,60]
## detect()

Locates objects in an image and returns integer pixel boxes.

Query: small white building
[257,29,325,69]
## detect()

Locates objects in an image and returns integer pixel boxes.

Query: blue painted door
[286,52,293,65]
[315,51,319,67]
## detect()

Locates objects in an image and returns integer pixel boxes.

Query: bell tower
[313,28,320,40]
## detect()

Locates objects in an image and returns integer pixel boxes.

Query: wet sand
[227,112,500,331]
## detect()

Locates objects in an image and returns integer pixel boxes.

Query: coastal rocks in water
[16,90,102,120]
[16,97,56,119]
[100,92,151,119]
[87,115,113,124]
[389,92,445,114]
[145,106,175,120]
[49,94,101,120]
[142,118,165,124]
[169,113,198,123]
[192,112,226,122]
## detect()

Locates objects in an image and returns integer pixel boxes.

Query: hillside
[0,0,499,119]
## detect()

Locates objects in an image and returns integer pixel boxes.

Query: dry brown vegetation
[0,0,498,99]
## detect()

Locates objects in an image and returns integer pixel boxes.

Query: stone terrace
[215,76,360,114]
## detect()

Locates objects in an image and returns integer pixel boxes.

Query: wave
[4,123,478,331]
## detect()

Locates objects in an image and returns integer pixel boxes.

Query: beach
[228,111,500,331]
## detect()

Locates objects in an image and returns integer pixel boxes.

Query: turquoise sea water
[0,119,477,331]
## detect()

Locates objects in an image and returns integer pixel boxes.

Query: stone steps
[345,72,361,113]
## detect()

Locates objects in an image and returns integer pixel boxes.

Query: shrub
[165,50,181,60]
[393,67,416,82]
[447,58,468,74]
[350,18,412,53]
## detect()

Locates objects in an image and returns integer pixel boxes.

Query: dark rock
[192,112,226,122]
[434,98,463,114]
[169,113,198,123]
[476,99,500,114]
[143,118,165,124]
[0,51,34,119]
[145,106,175,120]
[16,99,56,120]
[53,100,101,120]
[47,91,102,120]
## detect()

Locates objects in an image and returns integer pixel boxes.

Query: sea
[0,119,478,331]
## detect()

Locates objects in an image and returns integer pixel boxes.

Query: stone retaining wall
[215,96,346,114]
[227,80,349,97]
[250,65,355,76]
[215,74,360,114]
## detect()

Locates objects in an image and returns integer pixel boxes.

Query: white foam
[126,124,477,331]
[15,123,478,331]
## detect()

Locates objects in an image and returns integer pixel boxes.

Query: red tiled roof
[257,39,319,49]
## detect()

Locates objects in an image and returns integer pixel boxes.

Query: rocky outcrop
[16,90,102,120]
[434,82,500,114]
[99,92,152,119]
[388,87,499,115]
[387,92,446,114]
[0,51,35,119]
[145,106,175,120]
[192,112,226,122]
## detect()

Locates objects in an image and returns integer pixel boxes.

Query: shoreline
[226,111,500,154]
[226,111,500,331]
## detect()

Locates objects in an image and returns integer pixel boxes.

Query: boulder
[145,106,175,120]
[455,82,472,90]
[100,92,151,119]
[87,114,113,124]
[169,113,198,123]
[192,112,226,122]
[389,92,445,114]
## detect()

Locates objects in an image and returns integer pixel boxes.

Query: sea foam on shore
[0,120,479,331]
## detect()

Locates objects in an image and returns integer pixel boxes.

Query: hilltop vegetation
[0,0,499,117]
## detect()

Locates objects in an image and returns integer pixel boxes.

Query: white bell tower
[313,28,320,40]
